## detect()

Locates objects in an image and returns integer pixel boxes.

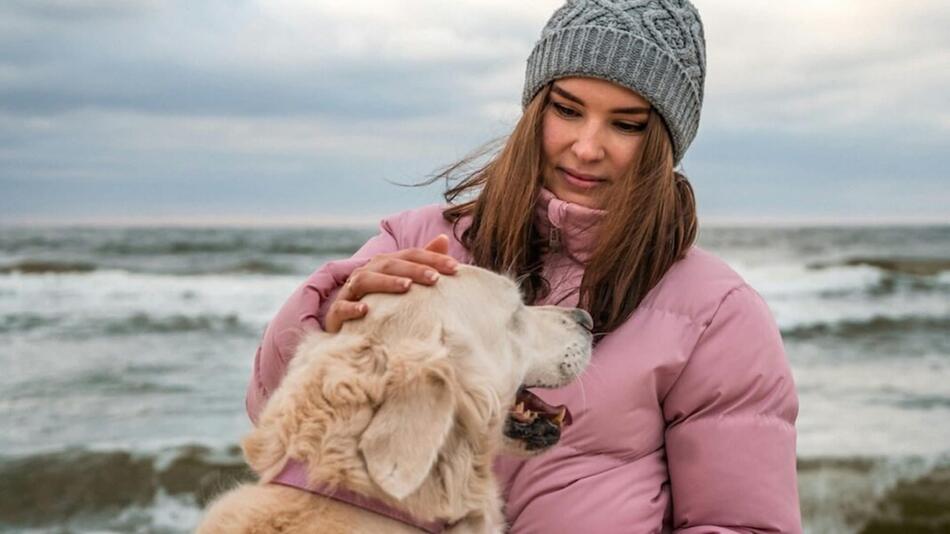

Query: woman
[246,0,802,532]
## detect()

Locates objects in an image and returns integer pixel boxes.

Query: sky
[1,0,948,226]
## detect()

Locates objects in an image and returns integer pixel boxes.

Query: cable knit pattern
[523,0,706,163]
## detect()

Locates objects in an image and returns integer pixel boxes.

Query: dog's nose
[571,308,593,331]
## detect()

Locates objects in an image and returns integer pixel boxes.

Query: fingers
[325,236,458,333]
[325,299,367,333]
[326,266,425,333]
[342,270,413,300]
[395,246,458,275]
[423,233,450,255]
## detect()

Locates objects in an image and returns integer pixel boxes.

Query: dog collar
[271,459,448,534]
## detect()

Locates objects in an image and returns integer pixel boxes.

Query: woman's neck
[534,187,606,264]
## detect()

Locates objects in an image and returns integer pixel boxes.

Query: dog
[198,264,593,533]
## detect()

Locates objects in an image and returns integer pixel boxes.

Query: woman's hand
[324,234,459,333]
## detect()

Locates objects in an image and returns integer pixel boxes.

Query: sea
[1,223,948,533]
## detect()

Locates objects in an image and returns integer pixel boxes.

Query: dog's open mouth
[503,386,572,451]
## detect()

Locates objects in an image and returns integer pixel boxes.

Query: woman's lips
[558,167,606,189]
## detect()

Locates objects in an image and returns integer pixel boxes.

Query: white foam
[0,270,302,332]
[770,290,949,332]
[799,455,940,534]
[794,354,950,458]
[733,262,885,299]
[715,259,950,331]
[141,490,205,531]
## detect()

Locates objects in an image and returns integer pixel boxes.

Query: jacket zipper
[549,226,562,253]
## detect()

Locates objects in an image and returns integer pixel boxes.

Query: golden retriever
[198,265,593,533]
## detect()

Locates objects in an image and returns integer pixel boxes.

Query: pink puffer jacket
[246,192,802,533]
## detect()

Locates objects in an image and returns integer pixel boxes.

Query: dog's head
[244,264,592,505]
[348,265,592,498]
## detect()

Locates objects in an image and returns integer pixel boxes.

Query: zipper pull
[549,226,561,252]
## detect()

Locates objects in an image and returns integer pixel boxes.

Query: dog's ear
[359,350,456,501]
[242,419,289,482]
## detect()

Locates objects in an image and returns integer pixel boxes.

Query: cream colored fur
[197,265,592,533]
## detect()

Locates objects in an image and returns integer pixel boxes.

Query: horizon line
[2,213,949,229]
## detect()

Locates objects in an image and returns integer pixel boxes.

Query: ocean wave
[871,392,950,411]
[0,260,96,274]
[0,233,88,254]
[798,455,950,533]
[810,256,950,277]
[101,312,251,336]
[0,313,60,334]
[0,444,251,528]
[90,234,368,257]
[184,259,297,276]
[96,240,249,255]
[69,369,192,395]
[770,283,950,337]
[743,262,949,303]
[262,243,361,255]
[0,271,298,334]
[0,257,301,277]
[741,262,887,300]
[10,369,194,402]
[0,311,257,339]
[783,316,950,341]
[92,241,362,257]
[1,448,947,532]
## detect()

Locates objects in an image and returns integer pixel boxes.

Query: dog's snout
[571,308,593,331]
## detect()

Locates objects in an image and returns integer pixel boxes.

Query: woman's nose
[571,124,605,162]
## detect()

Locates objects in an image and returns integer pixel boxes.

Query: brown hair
[428,84,697,335]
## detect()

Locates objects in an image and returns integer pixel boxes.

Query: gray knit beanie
[523,0,706,164]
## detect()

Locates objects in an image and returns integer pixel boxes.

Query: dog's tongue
[514,387,572,427]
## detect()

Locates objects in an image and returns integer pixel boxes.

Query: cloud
[3,0,160,22]
[701,0,950,135]
[0,0,947,223]
[5,0,946,132]
[0,0,554,119]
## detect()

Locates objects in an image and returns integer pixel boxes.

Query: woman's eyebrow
[551,84,651,115]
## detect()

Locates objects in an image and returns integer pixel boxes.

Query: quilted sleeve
[663,284,802,533]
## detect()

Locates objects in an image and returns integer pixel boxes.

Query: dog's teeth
[553,407,566,426]
[514,402,525,414]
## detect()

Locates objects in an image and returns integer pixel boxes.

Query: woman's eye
[552,103,579,118]
[615,121,646,133]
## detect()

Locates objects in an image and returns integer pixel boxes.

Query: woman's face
[541,77,651,209]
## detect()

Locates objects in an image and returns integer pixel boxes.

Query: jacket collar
[535,187,606,264]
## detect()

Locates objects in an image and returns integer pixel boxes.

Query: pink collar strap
[270,459,448,534]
